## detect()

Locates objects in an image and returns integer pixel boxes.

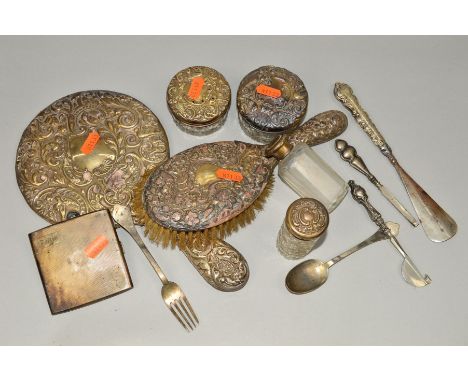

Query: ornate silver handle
[349,180,389,235]
[335,139,381,187]
[338,140,419,227]
[181,237,249,292]
[334,83,390,152]
[285,110,348,148]
[349,182,432,287]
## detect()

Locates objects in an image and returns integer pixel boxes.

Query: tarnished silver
[111,205,199,331]
[285,181,432,294]
[335,139,418,227]
[237,65,308,143]
[285,221,398,294]
[181,237,250,292]
[15,90,170,225]
[334,83,457,242]
[166,66,231,136]
[29,210,133,314]
[276,198,329,260]
[349,180,431,287]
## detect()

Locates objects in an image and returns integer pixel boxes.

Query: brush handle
[181,237,249,292]
[286,110,348,148]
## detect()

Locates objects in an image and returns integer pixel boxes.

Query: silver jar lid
[166,66,231,133]
[237,65,308,134]
[285,198,329,240]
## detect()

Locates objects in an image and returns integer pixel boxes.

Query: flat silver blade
[394,163,457,242]
[378,184,419,227]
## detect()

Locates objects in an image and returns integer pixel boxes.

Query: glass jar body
[276,221,319,260]
[278,143,348,212]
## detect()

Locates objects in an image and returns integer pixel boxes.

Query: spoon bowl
[286,259,329,294]
[284,224,395,294]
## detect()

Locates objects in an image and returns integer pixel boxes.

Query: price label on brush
[216,168,244,182]
[188,77,205,100]
[256,84,281,98]
[80,131,100,155]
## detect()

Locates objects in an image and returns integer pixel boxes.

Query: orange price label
[187,77,205,100]
[256,84,281,98]
[216,168,244,182]
[84,235,109,259]
[80,131,100,155]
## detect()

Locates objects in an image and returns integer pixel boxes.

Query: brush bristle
[133,172,274,249]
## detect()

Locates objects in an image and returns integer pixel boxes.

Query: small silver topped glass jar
[167,66,231,136]
[236,65,308,143]
[276,198,329,260]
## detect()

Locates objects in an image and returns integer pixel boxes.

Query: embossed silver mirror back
[15,90,169,224]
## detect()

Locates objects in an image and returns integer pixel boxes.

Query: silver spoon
[286,181,432,294]
[286,222,399,294]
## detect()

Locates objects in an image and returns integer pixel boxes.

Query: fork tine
[173,301,194,331]
[169,305,190,331]
[177,298,197,328]
[182,296,199,324]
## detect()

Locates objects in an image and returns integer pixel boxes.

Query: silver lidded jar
[236,65,308,143]
[277,198,329,260]
[167,66,231,136]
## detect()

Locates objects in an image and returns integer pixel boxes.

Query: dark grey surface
[1,36,466,345]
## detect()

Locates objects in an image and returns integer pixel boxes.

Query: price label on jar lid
[188,77,205,100]
[80,131,100,155]
[256,84,282,98]
[216,168,244,182]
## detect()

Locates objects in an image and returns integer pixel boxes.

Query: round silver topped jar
[166,66,231,136]
[277,198,329,260]
[236,65,308,143]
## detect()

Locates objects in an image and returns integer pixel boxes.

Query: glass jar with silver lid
[277,198,329,260]
[236,65,308,143]
[167,66,231,136]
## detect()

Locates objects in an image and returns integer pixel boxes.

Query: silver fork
[111,205,199,331]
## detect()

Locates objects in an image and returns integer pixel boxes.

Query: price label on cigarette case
[256,84,281,98]
[188,77,205,100]
[84,235,109,259]
[216,168,244,182]
[80,131,100,155]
